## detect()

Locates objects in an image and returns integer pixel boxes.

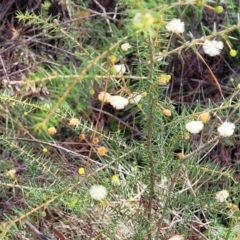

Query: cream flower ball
[48,126,57,135]
[128,92,143,104]
[113,64,126,75]
[98,91,111,103]
[89,185,107,201]
[185,121,204,134]
[216,190,229,202]
[217,122,235,137]
[121,43,132,51]
[109,96,129,110]
[203,39,223,56]
[168,235,184,240]
[166,18,185,33]
[68,118,80,126]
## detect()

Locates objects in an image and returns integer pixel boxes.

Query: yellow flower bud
[215,6,223,14]
[98,91,111,103]
[79,133,85,140]
[227,203,239,211]
[6,169,16,179]
[78,167,85,175]
[177,152,184,159]
[40,211,47,217]
[137,103,142,108]
[109,55,117,65]
[92,137,99,144]
[162,108,172,117]
[196,0,205,6]
[229,49,237,57]
[42,148,48,153]
[184,132,190,140]
[199,112,210,123]
[97,146,108,156]
[89,89,95,95]
[158,75,171,84]
[68,118,80,126]
[111,175,121,186]
[48,127,57,135]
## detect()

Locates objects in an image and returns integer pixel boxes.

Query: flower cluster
[98,91,128,109]
[165,17,236,58]
[98,91,145,110]
[185,120,235,137]
[162,19,227,57]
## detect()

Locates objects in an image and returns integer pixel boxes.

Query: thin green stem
[146,33,155,240]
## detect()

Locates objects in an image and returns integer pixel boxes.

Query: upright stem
[147,34,155,240]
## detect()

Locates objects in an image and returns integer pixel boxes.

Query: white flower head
[203,39,224,56]
[185,121,204,134]
[121,43,132,51]
[217,122,235,137]
[166,18,185,33]
[89,185,107,201]
[216,190,229,202]
[109,96,129,110]
[113,64,126,75]
[128,92,143,104]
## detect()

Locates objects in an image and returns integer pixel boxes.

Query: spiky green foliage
[1,0,240,239]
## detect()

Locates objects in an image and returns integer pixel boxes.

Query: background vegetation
[0,0,240,239]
